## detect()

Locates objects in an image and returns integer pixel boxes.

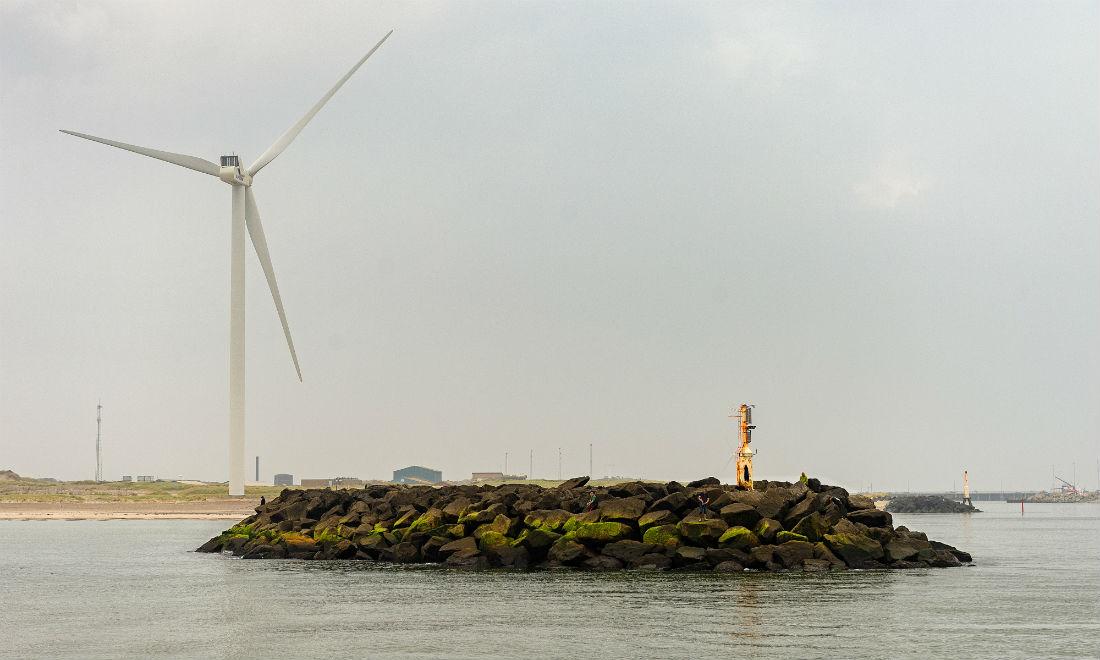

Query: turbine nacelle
[219,155,252,186]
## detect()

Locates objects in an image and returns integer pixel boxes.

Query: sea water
[0,502,1097,659]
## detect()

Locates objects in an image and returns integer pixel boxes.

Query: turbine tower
[95,400,103,483]
[62,31,393,496]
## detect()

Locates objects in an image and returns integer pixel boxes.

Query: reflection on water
[1,502,1098,659]
[729,575,761,642]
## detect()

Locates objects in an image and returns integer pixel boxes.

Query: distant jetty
[198,476,972,571]
[885,495,981,514]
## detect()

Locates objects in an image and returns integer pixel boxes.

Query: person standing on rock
[260,496,266,506]
[585,493,598,512]
[697,495,710,518]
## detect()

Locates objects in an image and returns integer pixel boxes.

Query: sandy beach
[0,500,261,521]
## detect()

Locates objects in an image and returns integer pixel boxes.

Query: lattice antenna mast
[95,401,103,482]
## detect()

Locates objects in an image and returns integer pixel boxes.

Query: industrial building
[472,472,504,482]
[273,473,294,486]
[471,472,528,482]
[300,477,364,489]
[393,465,442,484]
[301,478,333,488]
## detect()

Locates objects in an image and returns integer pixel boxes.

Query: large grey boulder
[556,476,590,490]
[674,546,708,567]
[782,494,819,527]
[437,536,477,561]
[773,540,815,568]
[602,540,658,564]
[649,491,691,514]
[547,538,589,565]
[790,512,828,542]
[599,497,646,523]
[719,503,761,528]
[847,508,892,528]
[824,531,884,567]
[637,509,678,531]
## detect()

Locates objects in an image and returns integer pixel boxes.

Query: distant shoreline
[0,500,259,521]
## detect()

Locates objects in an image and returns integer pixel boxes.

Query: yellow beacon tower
[734,403,756,489]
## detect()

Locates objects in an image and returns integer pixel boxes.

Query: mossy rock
[637,509,677,532]
[354,533,389,554]
[642,524,681,548]
[477,531,511,552]
[392,509,418,529]
[441,497,472,521]
[776,530,809,544]
[547,538,588,564]
[573,521,633,544]
[824,532,884,566]
[790,512,828,542]
[562,510,601,534]
[473,514,517,539]
[677,518,728,545]
[598,497,646,522]
[313,523,355,541]
[753,518,783,543]
[523,509,573,532]
[279,532,317,554]
[313,527,346,544]
[520,528,562,551]
[226,523,257,539]
[459,503,508,525]
[407,508,444,534]
[425,525,452,538]
[445,523,467,538]
[718,526,760,551]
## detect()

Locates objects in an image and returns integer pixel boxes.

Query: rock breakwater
[198,476,972,571]
[885,495,981,513]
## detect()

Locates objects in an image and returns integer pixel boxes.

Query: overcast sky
[1,1,1097,491]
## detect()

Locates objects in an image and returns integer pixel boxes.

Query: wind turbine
[61,30,393,496]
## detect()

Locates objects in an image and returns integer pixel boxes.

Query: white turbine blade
[59,130,220,177]
[248,30,393,177]
[244,187,303,381]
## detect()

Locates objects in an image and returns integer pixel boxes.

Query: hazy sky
[2,1,1097,491]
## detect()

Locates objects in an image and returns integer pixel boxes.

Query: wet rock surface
[198,478,972,572]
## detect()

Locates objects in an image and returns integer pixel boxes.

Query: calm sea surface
[1,502,1097,659]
